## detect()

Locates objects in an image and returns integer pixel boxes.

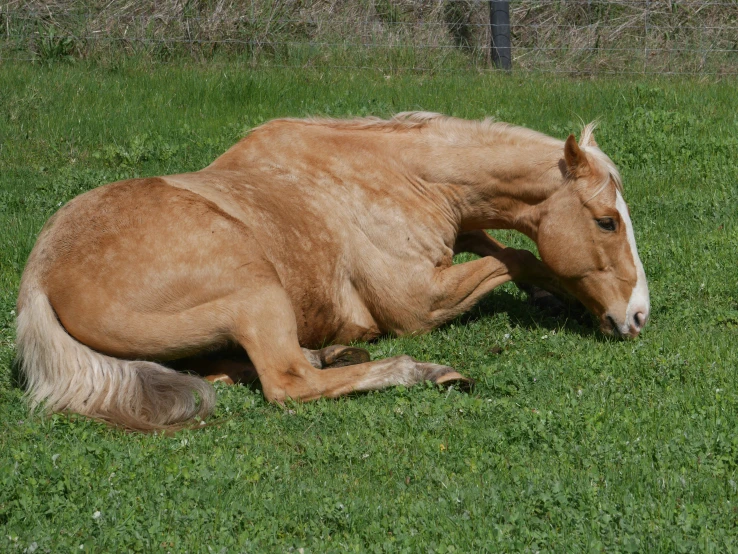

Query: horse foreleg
[453,230,573,306]
[426,251,519,326]
[232,284,470,401]
[453,230,507,257]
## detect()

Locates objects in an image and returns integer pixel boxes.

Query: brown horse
[16,113,649,431]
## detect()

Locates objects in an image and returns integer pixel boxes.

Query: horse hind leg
[230,284,471,402]
[187,345,371,385]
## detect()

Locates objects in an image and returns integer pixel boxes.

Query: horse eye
[596,217,617,232]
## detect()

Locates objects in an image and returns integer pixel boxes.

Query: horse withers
[16,113,649,430]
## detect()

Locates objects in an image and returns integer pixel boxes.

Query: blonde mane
[280,111,562,148]
[578,121,624,201]
[267,112,622,197]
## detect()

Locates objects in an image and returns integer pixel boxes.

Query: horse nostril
[633,312,645,329]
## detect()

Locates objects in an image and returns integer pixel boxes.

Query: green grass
[1,61,737,552]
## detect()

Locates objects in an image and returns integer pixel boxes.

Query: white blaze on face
[615,190,650,334]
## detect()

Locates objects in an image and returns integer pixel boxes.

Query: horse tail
[15,284,216,432]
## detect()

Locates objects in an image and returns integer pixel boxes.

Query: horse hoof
[320,345,371,368]
[204,374,235,385]
[434,371,474,390]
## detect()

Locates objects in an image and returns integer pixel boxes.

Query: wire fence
[1,1,737,75]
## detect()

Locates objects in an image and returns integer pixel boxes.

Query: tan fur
[16,113,648,431]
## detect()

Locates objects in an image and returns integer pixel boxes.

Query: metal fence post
[490,1,511,70]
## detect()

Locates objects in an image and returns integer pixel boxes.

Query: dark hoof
[320,345,371,368]
[528,288,567,313]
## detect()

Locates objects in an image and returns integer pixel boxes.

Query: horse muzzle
[602,308,649,339]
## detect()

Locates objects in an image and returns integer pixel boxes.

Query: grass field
[1,61,737,552]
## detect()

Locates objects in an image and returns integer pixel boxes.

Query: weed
[34,25,77,65]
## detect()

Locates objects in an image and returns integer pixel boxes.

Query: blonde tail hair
[15,283,216,432]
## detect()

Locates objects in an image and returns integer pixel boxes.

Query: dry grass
[509,0,738,74]
[1,1,736,73]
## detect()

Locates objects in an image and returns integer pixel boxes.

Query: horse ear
[564,134,589,177]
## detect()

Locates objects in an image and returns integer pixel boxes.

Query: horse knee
[259,362,322,402]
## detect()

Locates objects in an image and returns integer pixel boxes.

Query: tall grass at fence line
[1,0,736,74]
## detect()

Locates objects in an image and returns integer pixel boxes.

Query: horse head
[536,127,650,338]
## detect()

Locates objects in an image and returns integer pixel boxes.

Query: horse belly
[332,282,381,344]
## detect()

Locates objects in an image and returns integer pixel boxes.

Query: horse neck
[216,119,565,242]
[399,128,565,240]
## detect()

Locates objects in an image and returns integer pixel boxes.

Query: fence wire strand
[1,1,737,75]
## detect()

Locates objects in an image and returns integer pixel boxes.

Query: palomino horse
[16,113,649,431]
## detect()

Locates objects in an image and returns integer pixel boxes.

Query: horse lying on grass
[16,112,649,431]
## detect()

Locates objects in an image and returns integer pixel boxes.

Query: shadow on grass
[449,288,608,341]
[10,357,24,390]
